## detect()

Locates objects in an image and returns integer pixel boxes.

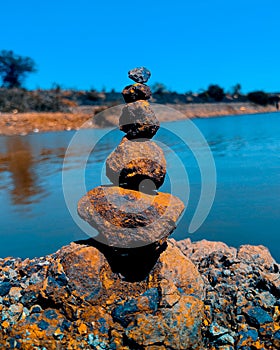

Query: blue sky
[1,0,279,93]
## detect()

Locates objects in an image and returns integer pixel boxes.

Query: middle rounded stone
[106,137,166,190]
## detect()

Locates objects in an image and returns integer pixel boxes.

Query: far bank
[0,102,278,136]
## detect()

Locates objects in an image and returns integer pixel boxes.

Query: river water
[0,112,279,261]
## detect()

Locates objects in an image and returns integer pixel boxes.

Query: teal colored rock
[128,67,151,83]
[243,306,273,327]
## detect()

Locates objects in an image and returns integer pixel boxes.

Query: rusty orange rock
[1,238,279,348]
[106,137,166,190]
[158,241,205,300]
[60,242,105,297]
[77,186,185,248]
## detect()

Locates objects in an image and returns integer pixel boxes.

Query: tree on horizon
[0,50,37,88]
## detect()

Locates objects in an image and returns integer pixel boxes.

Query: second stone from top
[122,83,151,103]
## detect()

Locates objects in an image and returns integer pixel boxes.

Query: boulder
[106,137,166,190]
[77,186,185,248]
[119,100,159,139]
[237,244,277,271]
[122,83,151,103]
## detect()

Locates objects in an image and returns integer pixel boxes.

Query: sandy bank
[0,102,278,136]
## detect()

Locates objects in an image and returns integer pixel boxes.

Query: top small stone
[128,67,151,84]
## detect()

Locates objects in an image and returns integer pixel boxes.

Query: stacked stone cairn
[78,67,184,250]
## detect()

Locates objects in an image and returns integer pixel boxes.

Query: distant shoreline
[0,102,278,136]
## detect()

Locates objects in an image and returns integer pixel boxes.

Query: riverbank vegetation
[0,85,279,114]
[0,50,279,113]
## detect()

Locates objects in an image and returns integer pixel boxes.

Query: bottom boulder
[0,240,205,349]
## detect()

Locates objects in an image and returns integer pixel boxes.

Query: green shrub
[247,91,269,106]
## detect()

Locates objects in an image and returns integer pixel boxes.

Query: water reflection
[0,137,45,206]
[0,114,279,260]
[0,130,115,212]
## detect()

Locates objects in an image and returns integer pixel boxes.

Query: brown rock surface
[119,100,159,139]
[177,239,280,349]
[77,186,185,248]
[122,83,152,103]
[106,137,166,190]
[176,238,237,264]
[237,244,276,270]
[0,240,206,349]
[0,238,279,348]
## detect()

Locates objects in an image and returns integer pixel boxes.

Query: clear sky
[1,0,280,93]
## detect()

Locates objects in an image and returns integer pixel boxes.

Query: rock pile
[1,68,279,349]
[0,238,279,349]
[78,67,184,248]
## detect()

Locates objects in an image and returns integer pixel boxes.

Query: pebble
[128,67,151,83]
[217,333,235,345]
[20,307,30,320]
[78,322,87,335]
[273,329,280,348]
[38,319,50,330]
[0,282,11,297]
[257,291,276,308]
[8,287,22,301]
[209,321,229,337]
[8,303,23,323]
[237,327,258,347]
[222,269,231,277]
[54,328,64,340]
[243,306,273,327]
[7,268,17,279]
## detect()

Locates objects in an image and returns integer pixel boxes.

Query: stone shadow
[75,236,167,282]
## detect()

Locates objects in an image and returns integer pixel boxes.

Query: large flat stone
[77,186,185,248]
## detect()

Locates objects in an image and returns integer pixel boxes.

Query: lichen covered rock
[106,137,166,190]
[0,240,204,349]
[77,186,184,248]
[0,239,279,349]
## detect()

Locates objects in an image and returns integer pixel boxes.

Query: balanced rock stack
[78,67,184,248]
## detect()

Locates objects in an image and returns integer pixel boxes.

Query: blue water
[0,112,279,261]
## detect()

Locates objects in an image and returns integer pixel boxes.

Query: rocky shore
[0,238,279,349]
[1,68,279,349]
[0,102,278,136]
